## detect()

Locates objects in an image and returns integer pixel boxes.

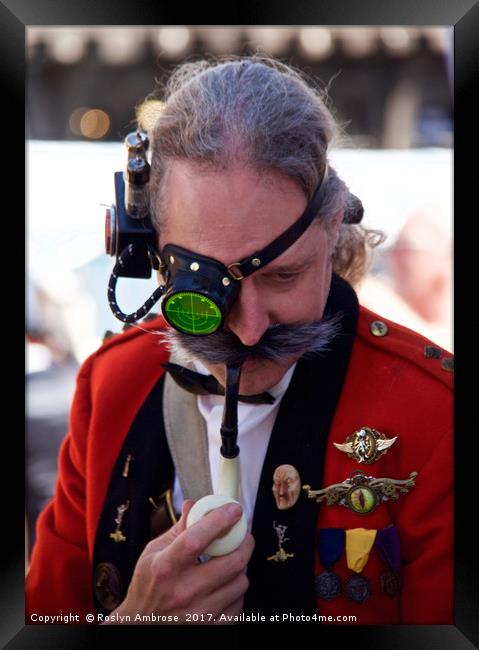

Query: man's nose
[226,278,270,347]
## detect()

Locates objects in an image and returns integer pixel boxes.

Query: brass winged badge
[334,427,397,464]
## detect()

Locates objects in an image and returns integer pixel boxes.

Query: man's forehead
[167,158,296,190]
[160,161,324,267]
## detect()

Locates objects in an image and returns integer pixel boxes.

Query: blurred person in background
[358,205,452,351]
[26,55,453,625]
[26,280,79,559]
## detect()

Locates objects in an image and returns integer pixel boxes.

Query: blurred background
[26,26,453,558]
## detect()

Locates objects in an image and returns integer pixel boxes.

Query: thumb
[146,499,195,554]
[173,499,195,537]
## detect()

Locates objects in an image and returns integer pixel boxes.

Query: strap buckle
[227,262,245,281]
[147,245,166,273]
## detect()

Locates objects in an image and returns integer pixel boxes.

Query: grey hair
[157,312,344,367]
[141,55,384,286]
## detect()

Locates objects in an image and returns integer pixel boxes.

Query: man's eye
[272,272,299,282]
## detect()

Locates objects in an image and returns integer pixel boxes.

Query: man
[26,56,453,625]
[358,205,452,350]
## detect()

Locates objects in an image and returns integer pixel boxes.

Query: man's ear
[332,210,343,231]
[329,211,344,247]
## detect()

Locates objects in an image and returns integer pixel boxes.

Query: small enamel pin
[109,501,130,543]
[272,464,301,510]
[122,453,134,477]
[303,470,418,515]
[267,521,295,562]
[333,427,397,464]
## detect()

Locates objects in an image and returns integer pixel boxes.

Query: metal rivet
[441,357,454,372]
[370,320,389,337]
[252,257,261,267]
[190,262,200,271]
[424,346,442,359]
[169,255,175,264]
[222,277,231,286]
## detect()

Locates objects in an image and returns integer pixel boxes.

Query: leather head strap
[229,165,330,280]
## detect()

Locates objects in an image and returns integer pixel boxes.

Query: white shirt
[172,360,297,530]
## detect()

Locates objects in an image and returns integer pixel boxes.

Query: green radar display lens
[164,292,222,335]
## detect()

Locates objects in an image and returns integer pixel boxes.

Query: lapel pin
[122,453,134,477]
[267,521,295,562]
[333,427,397,464]
[303,470,418,515]
[109,500,130,543]
[272,464,301,510]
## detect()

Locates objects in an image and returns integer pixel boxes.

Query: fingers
[166,502,245,566]
[181,534,254,621]
[212,598,244,625]
[122,503,253,623]
[181,571,248,625]
[180,499,195,518]
[196,532,255,594]
[143,499,195,557]
[204,571,250,621]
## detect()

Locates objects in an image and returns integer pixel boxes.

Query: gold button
[370,320,389,337]
[94,562,123,611]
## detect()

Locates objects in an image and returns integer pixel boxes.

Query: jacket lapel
[163,351,212,501]
[244,274,359,616]
[92,375,174,614]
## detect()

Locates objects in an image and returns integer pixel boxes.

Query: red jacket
[25,306,453,624]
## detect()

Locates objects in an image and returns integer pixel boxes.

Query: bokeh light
[79,109,111,139]
[136,99,165,133]
[156,27,191,58]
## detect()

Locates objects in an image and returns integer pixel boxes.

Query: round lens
[163,291,222,335]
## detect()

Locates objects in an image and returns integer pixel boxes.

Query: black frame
[12,1,478,647]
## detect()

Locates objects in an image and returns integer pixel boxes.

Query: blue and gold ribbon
[344,528,377,603]
[315,528,345,601]
[345,528,377,573]
[317,528,345,568]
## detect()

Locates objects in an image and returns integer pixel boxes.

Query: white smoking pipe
[186,362,247,556]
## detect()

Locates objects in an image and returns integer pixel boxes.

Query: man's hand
[107,500,254,624]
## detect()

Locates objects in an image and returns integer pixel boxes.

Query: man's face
[158,160,339,394]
